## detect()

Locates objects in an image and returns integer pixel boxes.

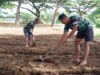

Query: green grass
[95,34,100,37]
[94,28,100,38]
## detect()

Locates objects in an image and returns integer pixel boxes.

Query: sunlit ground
[0,24,100,38]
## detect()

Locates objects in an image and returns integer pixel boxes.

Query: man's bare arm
[52,32,67,50]
[30,29,34,37]
[66,25,78,41]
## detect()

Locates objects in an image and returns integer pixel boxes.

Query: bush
[40,12,52,24]
[95,19,100,28]
[20,12,34,23]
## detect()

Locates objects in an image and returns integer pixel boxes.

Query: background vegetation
[0,0,100,28]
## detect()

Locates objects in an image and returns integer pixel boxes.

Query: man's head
[58,14,69,24]
[34,18,39,24]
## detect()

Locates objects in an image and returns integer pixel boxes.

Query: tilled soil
[0,35,100,75]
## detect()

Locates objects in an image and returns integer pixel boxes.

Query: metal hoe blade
[39,55,45,62]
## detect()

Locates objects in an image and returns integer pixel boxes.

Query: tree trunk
[79,11,83,16]
[51,0,63,27]
[36,10,40,19]
[15,0,23,25]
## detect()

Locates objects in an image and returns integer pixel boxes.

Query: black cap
[58,13,67,20]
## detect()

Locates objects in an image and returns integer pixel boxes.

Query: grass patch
[95,34,100,38]
[94,28,100,38]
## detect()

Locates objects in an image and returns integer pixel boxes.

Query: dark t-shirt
[64,15,93,32]
[24,21,35,32]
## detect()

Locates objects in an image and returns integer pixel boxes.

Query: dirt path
[0,34,100,75]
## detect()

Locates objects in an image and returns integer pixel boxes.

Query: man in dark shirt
[24,19,39,47]
[52,14,94,65]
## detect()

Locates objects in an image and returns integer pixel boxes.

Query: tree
[21,0,52,19]
[15,0,23,25]
[62,0,100,16]
[51,0,64,27]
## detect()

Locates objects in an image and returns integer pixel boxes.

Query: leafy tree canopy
[62,0,100,16]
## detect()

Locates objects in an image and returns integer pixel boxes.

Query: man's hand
[64,38,68,43]
[31,33,33,37]
[52,45,58,51]
[30,29,33,37]
[30,32,33,37]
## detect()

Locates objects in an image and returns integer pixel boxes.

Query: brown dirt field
[0,34,100,75]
